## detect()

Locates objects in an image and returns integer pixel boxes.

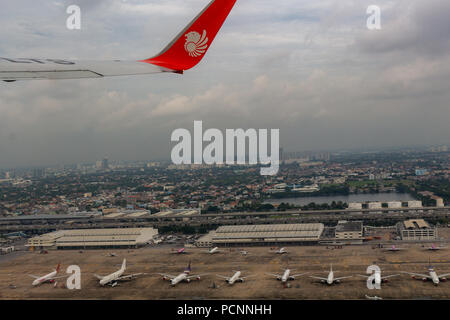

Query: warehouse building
[27,228,158,250]
[196,223,324,247]
[397,219,437,241]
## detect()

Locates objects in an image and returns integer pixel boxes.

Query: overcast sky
[0,0,449,168]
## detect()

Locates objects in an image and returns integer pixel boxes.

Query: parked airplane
[239,250,249,256]
[158,262,207,286]
[309,264,352,285]
[0,0,237,82]
[94,259,144,287]
[106,252,117,257]
[216,270,254,285]
[402,266,450,286]
[266,269,308,283]
[29,263,68,286]
[384,245,406,252]
[171,248,189,254]
[205,247,221,254]
[425,244,447,251]
[274,247,288,254]
[365,295,383,300]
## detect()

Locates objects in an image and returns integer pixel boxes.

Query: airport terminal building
[196,223,324,247]
[27,228,158,250]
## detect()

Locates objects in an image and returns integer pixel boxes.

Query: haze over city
[1,0,450,168]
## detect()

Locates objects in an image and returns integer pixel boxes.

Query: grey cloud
[0,0,449,167]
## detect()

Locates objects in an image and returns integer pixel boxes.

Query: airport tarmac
[0,241,449,300]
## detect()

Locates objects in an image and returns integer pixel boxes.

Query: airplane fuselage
[327,271,334,285]
[281,269,291,283]
[209,247,219,254]
[171,273,189,286]
[228,271,242,285]
[100,268,125,286]
[32,270,57,286]
[430,271,440,285]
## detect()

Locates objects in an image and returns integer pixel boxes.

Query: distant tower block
[102,157,109,169]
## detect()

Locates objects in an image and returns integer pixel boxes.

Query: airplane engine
[382,279,389,283]
[186,279,191,283]
[239,279,244,283]
[422,278,427,282]
[277,277,281,281]
[321,280,326,284]
[441,278,447,282]
[335,280,340,284]
[162,277,168,281]
[288,277,294,281]
[196,276,201,280]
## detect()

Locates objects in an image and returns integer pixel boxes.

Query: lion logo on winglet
[184,30,208,57]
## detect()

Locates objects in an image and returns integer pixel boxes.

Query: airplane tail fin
[142,0,237,72]
[185,261,192,274]
[121,259,127,271]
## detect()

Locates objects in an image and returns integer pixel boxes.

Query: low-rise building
[397,219,437,241]
[196,223,324,247]
[348,202,362,210]
[407,201,423,208]
[27,228,158,250]
[387,201,402,209]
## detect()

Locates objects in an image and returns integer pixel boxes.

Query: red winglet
[141,0,237,72]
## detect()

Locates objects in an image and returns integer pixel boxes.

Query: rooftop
[335,221,363,232]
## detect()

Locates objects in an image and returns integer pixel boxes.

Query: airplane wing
[49,275,70,280]
[241,275,256,280]
[334,276,353,281]
[28,275,40,279]
[93,274,105,280]
[309,276,328,281]
[187,273,209,280]
[381,274,400,280]
[291,273,309,278]
[216,275,230,280]
[117,273,145,281]
[0,0,238,82]
[402,272,431,279]
[438,273,450,278]
[157,273,177,280]
[265,273,282,278]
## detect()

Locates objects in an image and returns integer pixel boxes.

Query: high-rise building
[102,157,109,169]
